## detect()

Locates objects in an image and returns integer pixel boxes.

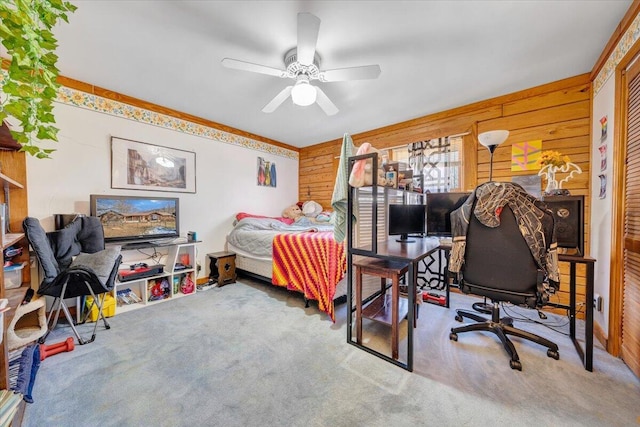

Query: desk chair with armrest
[23,216,122,345]
[448,182,560,371]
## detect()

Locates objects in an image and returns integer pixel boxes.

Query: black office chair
[23,216,122,345]
[448,183,560,370]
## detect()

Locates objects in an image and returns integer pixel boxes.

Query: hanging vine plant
[0,0,77,158]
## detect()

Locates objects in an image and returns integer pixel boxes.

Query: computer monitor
[426,192,471,236]
[388,204,426,243]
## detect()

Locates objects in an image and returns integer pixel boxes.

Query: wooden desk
[347,236,441,371]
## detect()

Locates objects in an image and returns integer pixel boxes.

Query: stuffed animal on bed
[302,201,323,218]
[282,204,304,221]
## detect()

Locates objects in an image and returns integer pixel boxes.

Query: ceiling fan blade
[262,86,293,113]
[221,58,287,78]
[315,86,339,116]
[297,13,321,66]
[320,65,382,82]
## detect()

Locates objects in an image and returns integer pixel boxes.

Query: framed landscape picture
[111,136,196,193]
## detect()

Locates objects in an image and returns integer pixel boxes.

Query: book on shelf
[116,288,142,306]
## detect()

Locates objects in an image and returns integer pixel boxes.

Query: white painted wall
[26,101,299,279]
[590,76,615,333]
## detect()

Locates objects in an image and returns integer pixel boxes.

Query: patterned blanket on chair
[272,231,346,321]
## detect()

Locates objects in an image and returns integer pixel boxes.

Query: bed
[226,216,347,321]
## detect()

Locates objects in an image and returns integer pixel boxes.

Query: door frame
[610,40,640,355]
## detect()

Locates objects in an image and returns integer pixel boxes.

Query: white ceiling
[51,0,632,148]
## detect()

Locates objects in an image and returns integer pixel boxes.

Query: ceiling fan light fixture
[221,12,379,115]
[291,77,317,106]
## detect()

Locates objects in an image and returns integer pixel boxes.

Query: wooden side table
[354,257,413,360]
[207,251,237,286]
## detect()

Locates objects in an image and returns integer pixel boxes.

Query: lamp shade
[291,77,317,106]
[478,130,509,148]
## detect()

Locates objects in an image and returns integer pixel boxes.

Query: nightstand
[207,251,237,286]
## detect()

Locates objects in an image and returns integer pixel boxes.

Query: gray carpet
[22,278,639,427]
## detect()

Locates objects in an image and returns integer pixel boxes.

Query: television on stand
[90,194,180,247]
[388,204,426,243]
[425,192,471,237]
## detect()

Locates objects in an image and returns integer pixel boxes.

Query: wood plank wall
[299,73,592,314]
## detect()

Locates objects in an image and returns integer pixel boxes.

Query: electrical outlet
[593,293,603,311]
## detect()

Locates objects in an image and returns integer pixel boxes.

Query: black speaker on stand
[53,214,85,230]
[541,195,584,256]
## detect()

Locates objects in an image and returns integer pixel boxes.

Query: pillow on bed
[236,212,294,225]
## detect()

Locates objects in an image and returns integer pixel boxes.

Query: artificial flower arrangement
[536,150,571,168]
[537,150,582,195]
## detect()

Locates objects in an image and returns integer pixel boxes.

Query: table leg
[443,249,451,308]
[569,262,576,340]
[585,263,594,371]
[356,266,363,345]
[392,274,399,360]
[407,262,415,371]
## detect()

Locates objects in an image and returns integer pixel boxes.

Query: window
[391,136,464,193]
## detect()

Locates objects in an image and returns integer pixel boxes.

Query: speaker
[542,196,584,255]
[53,213,85,230]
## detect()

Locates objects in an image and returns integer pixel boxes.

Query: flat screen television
[388,204,426,243]
[426,192,471,236]
[90,194,179,244]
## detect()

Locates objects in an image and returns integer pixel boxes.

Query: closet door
[622,59,640,377]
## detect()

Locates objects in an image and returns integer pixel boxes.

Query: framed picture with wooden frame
[111,136,196,193]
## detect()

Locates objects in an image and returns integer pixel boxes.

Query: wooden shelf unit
[0,150,30,427]
[0,173,23,190]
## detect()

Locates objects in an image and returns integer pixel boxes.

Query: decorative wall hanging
[111,136,196,193]
[511,140,542,171]
[511,174,542,199]
[599,143,607,172]
[257,156,277,187]
[599,174,607,199]
[600,115,608,141]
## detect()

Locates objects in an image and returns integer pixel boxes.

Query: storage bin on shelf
[179,272,195,295]
[3,263,25,289]
[84,294,116,322]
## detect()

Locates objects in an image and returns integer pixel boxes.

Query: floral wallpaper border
[0,70,298,160]
[56,87,298,160]
[594,11,640,96]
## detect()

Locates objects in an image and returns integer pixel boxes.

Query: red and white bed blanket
[272,231,346,321]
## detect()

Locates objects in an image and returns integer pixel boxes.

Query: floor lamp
[478,130,509,181]
[473,130,509,313]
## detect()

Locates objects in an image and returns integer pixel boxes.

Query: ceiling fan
[221,12,381,116]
